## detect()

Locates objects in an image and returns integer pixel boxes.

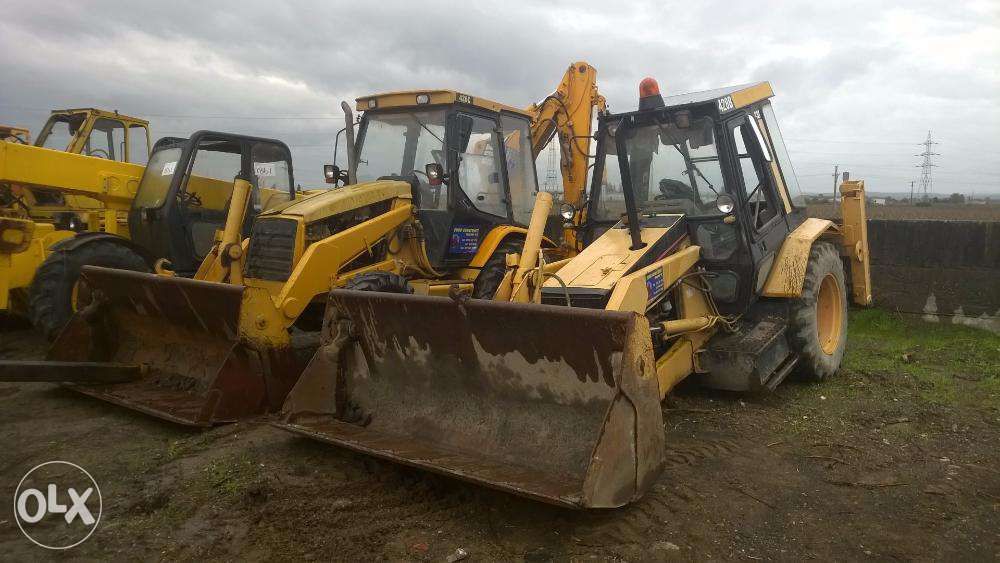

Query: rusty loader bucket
[31,266,302,426]
[276,290,665,509]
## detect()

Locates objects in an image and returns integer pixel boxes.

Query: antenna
[915,131,939,201]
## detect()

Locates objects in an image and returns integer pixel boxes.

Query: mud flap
[48,266,295,426]
[276,290,665,508]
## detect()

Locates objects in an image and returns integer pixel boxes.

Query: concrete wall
[867,219,1000,332]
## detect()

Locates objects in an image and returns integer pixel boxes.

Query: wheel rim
[815,273,844,355]
[70,278,93,313]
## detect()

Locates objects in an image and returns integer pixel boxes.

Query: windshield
[594,116,726,221]
[356,109,447,209]
[133,146,182,209]
[37,113,87,151]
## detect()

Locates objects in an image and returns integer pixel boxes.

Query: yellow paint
[762,218,833,297]
[260,180,412,224]
[543,224,674,292]
[816,273,844,354]
[838,180,872,306]
[357,90,533,118]
[730,82,774,109]
[525,62,606,250]
[605,245,701,314]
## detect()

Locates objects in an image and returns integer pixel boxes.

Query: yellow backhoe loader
[275,78,872,509]
[1,62,607,426]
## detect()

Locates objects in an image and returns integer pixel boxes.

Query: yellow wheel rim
[816,273,844,355]
[70,278,93,313]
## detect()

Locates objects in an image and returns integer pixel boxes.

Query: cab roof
[49,108,149,125]
[660,81,773,110]
[356,90,533,118]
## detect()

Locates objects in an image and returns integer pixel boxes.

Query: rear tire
[472,239,523,299]
[28,240,149,341]
[344,272,413,294]
[788,242,848,380]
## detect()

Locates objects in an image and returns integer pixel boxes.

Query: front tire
[788,242,848,380]
[344,272,413,294]
[28,240,149,341]
[472,239,524,299]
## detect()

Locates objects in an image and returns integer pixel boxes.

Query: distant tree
[948,192,966,204]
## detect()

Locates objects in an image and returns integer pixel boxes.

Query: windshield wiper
[409,113,444,145]
[653,117,719,196]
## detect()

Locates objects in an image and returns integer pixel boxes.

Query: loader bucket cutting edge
[48,266,292,426]
[276,290,666,509]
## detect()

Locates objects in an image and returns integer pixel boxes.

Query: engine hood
[260,179,412,224]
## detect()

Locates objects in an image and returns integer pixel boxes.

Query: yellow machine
[20,63,605,426]
[1,108,152,337]
[275,78,872,509]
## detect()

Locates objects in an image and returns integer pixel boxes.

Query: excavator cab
[127,131,296,276]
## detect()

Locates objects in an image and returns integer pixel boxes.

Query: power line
[915,131,939,201]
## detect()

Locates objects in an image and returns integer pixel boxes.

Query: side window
[87,118,126,161]
[759,102,803,207]
[39,115,83,151]
[500,114,538,225]
[732,121,777,231]
[185,143,243,257]
[251,142,293,210]
[456,115,506,218]
[127,126,149,165]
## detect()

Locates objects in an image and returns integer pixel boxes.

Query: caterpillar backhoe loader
[275,78,872,509]
[2,62,606,426]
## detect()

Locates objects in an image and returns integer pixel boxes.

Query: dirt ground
[1,310,998,561]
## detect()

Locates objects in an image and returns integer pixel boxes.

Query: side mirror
[425,163,447,186]
[323,164,348,185]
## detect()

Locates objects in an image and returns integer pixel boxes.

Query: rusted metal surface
[277,289,665,509]
[46,266,304,426]
[0,360,142,383]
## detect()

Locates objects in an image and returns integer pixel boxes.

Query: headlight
[715,193,735,214]
[559,202,576,221]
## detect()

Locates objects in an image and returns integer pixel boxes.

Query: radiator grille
[245,218,297,281]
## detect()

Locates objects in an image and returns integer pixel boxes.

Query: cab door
[726,112,793,300]
[422,111,512,270]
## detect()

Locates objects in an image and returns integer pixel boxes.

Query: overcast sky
[2,0,997,195]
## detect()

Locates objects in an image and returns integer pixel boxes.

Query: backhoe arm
[527,62,606,224]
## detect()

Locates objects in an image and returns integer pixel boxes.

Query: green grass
[842,308,1000,407]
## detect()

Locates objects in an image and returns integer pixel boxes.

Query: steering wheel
[178,191,203,207]
[88,148,110,159]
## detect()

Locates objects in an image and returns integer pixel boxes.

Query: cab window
[251,142,294,209]
[127,125,149,165]
[455,115,506,218]
[500,114,539,225]
[732,120,778,230]
[87,118,126,160]
[38,113,87,152]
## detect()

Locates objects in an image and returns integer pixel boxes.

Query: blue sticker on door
[449,225,481,254]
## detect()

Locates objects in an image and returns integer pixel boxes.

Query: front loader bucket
[46,266,301,426]
[276,290,665,509]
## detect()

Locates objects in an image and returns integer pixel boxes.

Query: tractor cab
[34,108,151,164]
[581,80,806,313]
[127,131,296,276]
[339,91,540,270]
